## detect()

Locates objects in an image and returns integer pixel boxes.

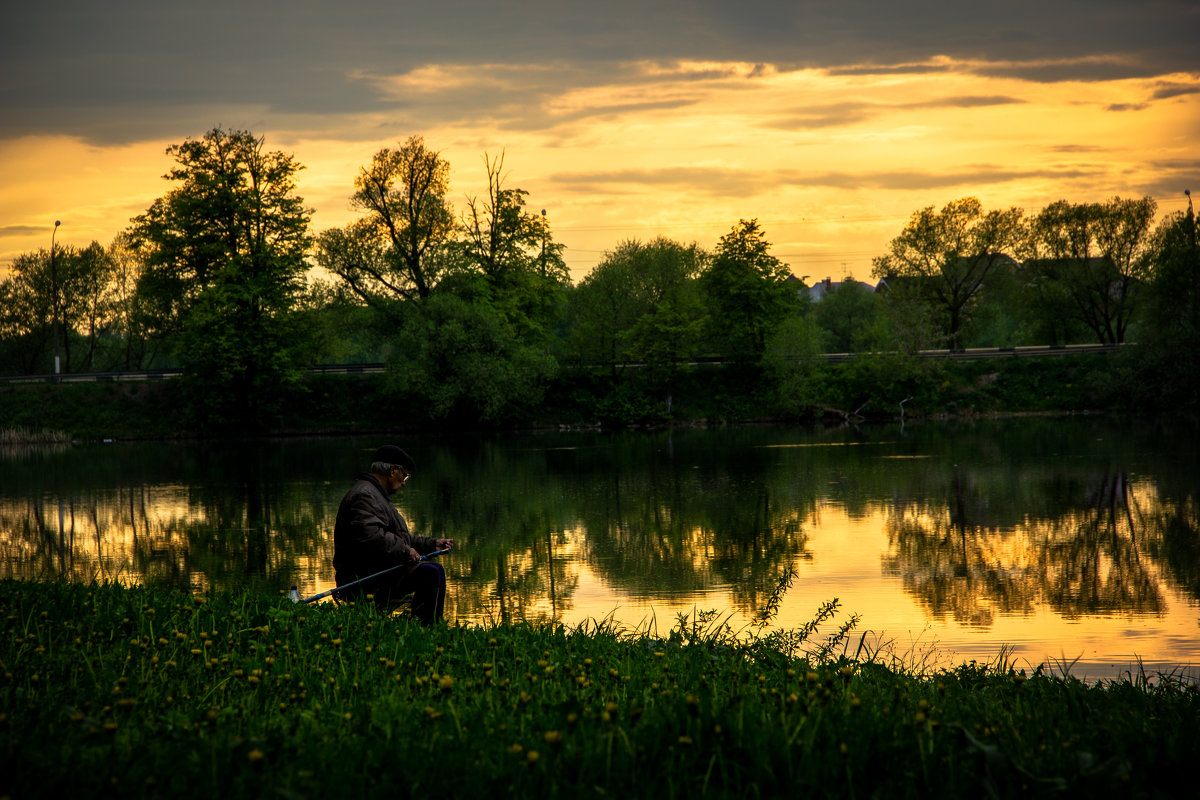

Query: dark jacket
[332,473,437,588]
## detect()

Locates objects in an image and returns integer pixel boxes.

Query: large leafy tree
[872,197,1023,350]
[317,136,453,308]
[568,238,706,372]
[1023,196,1156,344]
[387,274,558,424]
[700,219,798,364]
[568,237,706,417]
[131,127,312,429]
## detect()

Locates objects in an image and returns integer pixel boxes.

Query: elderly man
[332,445,454,622]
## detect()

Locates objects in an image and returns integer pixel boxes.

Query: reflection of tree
[1141,494,1200,602]
[883,469,1168,627]
[574,434,814,620]
[445,522,580,625]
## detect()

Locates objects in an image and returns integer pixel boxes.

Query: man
[332,445,454,622]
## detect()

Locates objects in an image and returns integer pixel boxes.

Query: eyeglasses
[391,465,411,482]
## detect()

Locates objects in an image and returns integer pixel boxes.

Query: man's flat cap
[373,445,415,471]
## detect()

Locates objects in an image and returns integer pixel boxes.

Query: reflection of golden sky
[2,60,1195,282]
[527,502,1199,681]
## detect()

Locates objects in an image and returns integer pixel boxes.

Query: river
[2,416,1197,681]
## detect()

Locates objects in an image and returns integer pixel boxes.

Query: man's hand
[435,538,455,550]
[407,546,421,562]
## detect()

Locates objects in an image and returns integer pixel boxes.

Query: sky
[2,1,1198,284]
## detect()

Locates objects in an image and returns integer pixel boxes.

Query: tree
[812,279,883,353]
[568,237,706,375]
[1132,199,1200,409]
[387,275,558,424]
[0,241,116,374]
[872,198,1023,349]
[1023,196,1157,344]
[131,127,312,429]
[460,152,567,285]
[0,249,56,374]
[1145,202,1200,340]
[699,219,798,364]
[106,231,157,370]
[320,136,454,304]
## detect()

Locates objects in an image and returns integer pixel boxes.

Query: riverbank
[0,351,1141,441]
[2,579,1196,798]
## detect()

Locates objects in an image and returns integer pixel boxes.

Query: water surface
[2,417,1196,680]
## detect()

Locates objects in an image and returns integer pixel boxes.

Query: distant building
[805,277,878,303]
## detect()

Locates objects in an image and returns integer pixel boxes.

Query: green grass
[2,579,1197,799]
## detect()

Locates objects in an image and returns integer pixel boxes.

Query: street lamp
[50,220,61,377]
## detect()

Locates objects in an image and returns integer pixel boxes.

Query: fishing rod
[287,547,453,605]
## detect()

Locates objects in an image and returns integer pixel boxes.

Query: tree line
[2,127,1197,429]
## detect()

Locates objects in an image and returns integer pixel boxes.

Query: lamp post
[50,220,62,378]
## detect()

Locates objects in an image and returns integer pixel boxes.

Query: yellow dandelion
[439,675,454,692]
[678,736,693,745]
[526,750,540,763]
[248,749,264,763]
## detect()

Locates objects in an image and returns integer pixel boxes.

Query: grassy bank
[2,580,1196,798]
[0,352,1133,440]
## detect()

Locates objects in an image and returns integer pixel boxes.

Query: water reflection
[881,470,1172,627]
[1,419,1198,674]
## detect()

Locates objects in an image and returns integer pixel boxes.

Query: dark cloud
[905,96,1025,109]
[2,1,1197,144]
[548,164,1107,196]
[825,63,955,77]
[0,225,49,239]
[1107,103,1149,112]
[761,95,1025,130]
[802,168,1101,191]
[1152,83,1200,100]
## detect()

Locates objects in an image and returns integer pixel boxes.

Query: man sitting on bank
[332,445,454,622]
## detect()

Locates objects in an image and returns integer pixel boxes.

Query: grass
[2,579,1197,799]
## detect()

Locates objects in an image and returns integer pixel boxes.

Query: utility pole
[50,220,62,379]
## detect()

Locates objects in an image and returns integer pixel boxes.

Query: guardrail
[0,363,387,385]
[820,342,1125,363]
[0,344,1125,385]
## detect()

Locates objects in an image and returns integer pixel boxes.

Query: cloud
[0,225,49,239]
[1152,82,1200,100]
[3,1,1197,144]
[802,168,1101,191]
[1107,103,1149,112]
[548,164,1106,197]
[761,95,1025,131]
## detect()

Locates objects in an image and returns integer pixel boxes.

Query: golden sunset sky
[2,1,1197,283]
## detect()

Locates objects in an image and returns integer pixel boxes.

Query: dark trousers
[343,561,444,623]
[392,561,446,623]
